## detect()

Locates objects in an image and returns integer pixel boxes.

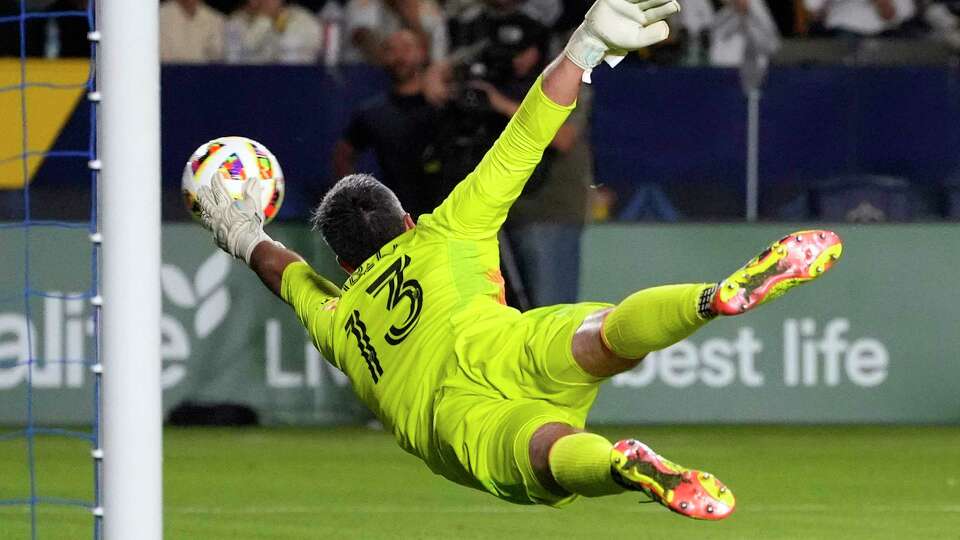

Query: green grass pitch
[1,425,958,539]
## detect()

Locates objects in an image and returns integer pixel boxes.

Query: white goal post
[97,0,163,538]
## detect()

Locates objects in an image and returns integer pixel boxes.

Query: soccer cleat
[611,439,735,521]
[712,230,843,316]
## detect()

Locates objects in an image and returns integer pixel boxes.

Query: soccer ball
[182,136,285,224]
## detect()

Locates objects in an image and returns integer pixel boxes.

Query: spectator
[159,0,226,63]
[804,0,917,36]
[676,0,716,45]
[342,0,448,64]
[923,0,960,50]
[709,0,781,66]
[448,0,550,90]
[332,29,445,218]
[445,0,562,26]
[431,0,551,189]
[225,0,322,64]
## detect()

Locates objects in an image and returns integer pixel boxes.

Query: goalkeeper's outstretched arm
[248,241,303,298]
[196,175,335,301]
[426,0,678,238]
[540,55,585,107]
[424,57,583,238]
[197,176,341,346]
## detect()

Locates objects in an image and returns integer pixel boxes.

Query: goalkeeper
[198,0,842,520]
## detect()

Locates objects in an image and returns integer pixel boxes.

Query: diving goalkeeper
[197,0,842,520]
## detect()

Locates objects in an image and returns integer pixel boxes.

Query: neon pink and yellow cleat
[611,439,735,520]
[712,230,843,316]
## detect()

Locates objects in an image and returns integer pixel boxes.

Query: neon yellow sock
[548,433,624,497]
[601,283,716,359]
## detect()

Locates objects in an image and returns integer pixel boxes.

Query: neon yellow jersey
[280,76,574,470]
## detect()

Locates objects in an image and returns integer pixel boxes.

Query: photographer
[430,0,555,188]
[425,0,589,307]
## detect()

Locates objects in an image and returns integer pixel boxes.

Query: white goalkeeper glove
[197,175,275,264]
[564,0,680,82]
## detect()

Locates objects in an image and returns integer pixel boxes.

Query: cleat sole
[713,230,843,316]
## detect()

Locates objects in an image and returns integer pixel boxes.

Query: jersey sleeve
[280,261,342,365]
[424,75,575,239]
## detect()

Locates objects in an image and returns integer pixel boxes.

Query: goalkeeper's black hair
[311,174,407,269]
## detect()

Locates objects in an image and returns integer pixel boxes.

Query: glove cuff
[241,231,276,265]
[564,23,608,72]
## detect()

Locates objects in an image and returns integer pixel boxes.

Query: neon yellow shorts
[431,302,613,506]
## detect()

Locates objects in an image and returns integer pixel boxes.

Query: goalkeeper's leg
[531,424,736,520]
[532,229,843,519]
[535,282,733,519]
[573,229,843,376]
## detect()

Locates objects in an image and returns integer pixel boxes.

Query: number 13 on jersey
[344,255,424,383]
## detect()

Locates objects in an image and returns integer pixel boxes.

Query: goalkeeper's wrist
[242,234,280,265]
[563,23,608,71]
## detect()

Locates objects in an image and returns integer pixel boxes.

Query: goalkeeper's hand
[197,175,274,264]
[564,0,680,81]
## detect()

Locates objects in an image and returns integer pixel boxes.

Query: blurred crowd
[3,0,960,64]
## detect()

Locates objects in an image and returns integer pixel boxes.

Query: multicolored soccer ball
[182,136,285,224]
